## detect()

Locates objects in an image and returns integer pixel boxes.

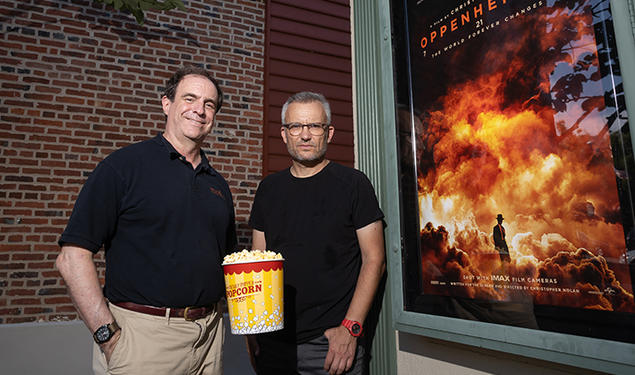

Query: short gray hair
[281,91,331,125]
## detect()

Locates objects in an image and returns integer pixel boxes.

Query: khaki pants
[93,302,224,375]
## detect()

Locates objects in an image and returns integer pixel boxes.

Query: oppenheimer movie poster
[395,0,635,341]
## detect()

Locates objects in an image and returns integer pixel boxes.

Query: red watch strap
[341,319,363,337]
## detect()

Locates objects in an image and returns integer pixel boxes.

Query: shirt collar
[154,133,214,174]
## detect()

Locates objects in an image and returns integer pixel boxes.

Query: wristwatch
[341,319,363,337]
[93,321,120,344]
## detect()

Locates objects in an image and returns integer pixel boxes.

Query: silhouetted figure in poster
[493,214,511,263]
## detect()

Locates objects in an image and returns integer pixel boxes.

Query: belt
[113,302,215,321]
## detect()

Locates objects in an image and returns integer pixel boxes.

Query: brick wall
[0,0,265,323]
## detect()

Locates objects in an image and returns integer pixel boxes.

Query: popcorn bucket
[222,259,284,334]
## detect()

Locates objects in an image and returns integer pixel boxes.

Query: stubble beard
[287,142,327,164]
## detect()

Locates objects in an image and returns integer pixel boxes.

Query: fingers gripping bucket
[222,259,284,334]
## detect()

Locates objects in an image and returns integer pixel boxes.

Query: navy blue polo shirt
[59,134,237,307]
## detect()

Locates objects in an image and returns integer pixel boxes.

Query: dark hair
[162,65,224,112]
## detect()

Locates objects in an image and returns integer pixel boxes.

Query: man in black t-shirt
[56,66,236,375]
[247,92,386,375]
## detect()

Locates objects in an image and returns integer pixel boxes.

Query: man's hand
[100,329,122,364]
[245,335,260,371]
[323,326,357,375]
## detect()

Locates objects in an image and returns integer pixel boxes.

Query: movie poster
[394,0,635,342]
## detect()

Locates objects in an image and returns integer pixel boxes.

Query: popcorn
[223,249,285,335]
[223,249,283,264]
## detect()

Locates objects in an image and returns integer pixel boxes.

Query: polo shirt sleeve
[352,171,384,230]
[58,159,125,253]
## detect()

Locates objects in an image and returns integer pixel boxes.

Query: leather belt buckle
[183,306,196,321]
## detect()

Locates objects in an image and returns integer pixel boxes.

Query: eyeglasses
[283,123,329,136]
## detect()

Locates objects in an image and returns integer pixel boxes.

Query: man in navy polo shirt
[56,66,237,375]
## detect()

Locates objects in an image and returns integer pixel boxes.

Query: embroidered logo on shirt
[210,187,225,200]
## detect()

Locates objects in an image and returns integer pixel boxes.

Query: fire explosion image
[409,0,635,313]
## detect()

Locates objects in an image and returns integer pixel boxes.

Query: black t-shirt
[59,134,237,307]
[249,162,384,342]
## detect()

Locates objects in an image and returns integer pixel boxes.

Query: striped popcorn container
[222,259,284,334]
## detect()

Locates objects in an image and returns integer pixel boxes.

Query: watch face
[96,326,110,342]
[94,325,111,343]
[351,323,361,335]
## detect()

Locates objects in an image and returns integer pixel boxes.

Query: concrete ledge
[0,320,92,375]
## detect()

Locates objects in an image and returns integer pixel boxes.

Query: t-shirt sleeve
[248,179,267,232]
[58,160,125,253]
[352,171,384,229]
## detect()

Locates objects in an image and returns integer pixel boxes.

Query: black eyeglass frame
[282,122,330,136]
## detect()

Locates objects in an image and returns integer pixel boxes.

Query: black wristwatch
[93,321,120,344]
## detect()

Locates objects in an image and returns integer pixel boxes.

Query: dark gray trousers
[256,334,366,375]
